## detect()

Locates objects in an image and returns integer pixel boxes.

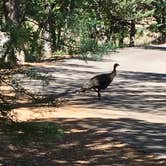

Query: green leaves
[152,0,166,41]
[1,0,164,65]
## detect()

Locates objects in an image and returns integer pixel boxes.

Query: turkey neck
[109,66,117,80]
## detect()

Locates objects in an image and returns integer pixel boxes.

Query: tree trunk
[3,0,21,25]
[0,40,11,64]
[2,0,21,67]
[160,13,166,43]
[129,19,136,47]
[43,31,52,57]
[45,1,57,52]
[119,36,124,47]
[119,30,125,47]
[43,0,53,56]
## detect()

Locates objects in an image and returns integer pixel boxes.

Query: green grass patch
[3,121,64,143]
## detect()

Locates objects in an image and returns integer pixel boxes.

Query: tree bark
[129,19,136,47]
[2,0,21,66]
[43,0,53,56]
[3,0,21,25]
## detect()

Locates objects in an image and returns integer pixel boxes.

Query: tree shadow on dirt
[0,117,166,165]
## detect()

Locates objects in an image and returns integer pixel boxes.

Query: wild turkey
[81,63,119,100]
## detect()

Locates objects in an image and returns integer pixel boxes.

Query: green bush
[79,38,98,53]
[78,41,117,61]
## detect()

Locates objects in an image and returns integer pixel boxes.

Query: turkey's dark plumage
[81,63,119,99]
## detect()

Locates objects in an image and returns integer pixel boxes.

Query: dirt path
[8,46,166,165]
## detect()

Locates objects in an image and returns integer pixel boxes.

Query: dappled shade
[13,61,166,115]
[0,118,166,165]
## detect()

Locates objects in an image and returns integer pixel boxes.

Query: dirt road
[14,46,166,162]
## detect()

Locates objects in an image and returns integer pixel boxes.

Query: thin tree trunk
[46,1,57,52]
[129,19,136,47]
[43,0,53,56]
[119,36,124,47]
[160,13,166,43]
[0,40,11,64]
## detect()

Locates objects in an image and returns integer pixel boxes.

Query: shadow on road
[12,63,166,114]
[144,45,166,51]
